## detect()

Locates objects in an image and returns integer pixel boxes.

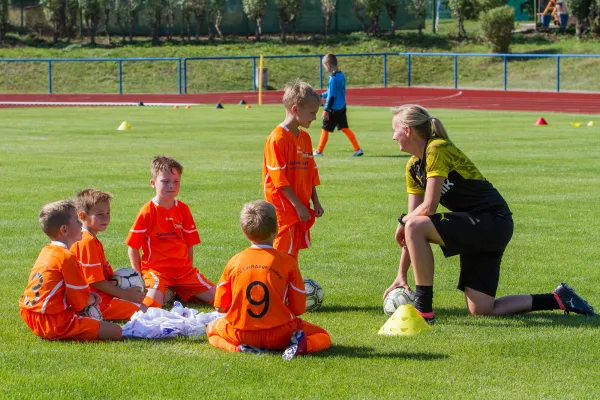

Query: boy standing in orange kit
[207,200,331,359]
[20,200,122,341]
[262,80,324,259]
[126,156,215,308]
[71,189,146,320]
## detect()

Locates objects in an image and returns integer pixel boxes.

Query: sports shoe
[314,151,324,157]
[352,148,364,157]
[554,283,596,316]
[282,330,307,360]
[238,344,272,354]
[424,316,436,326]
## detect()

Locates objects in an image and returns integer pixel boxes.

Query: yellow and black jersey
[405,138,511,214]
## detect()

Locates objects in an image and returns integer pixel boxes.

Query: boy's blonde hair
[391,104,450,140]
[39,200,76,237]
[151,156,183,179]
[240,200,278,242]
[76,189,113,214]
[282,79,321,110]
[322,53,338,67]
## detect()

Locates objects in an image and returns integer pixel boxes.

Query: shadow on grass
[437,306,600,328]
[316,304,382,313]
[311,345,448,360]
[367,154,411,158]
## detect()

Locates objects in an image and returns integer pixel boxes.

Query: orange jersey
[262,124,320,229]
[214,245,306,331]
[70,229,114,288]
[125,198,200,274]
[20,242,90,315]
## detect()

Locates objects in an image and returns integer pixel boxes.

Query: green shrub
[480,5,514,53]
[565,0,592,38]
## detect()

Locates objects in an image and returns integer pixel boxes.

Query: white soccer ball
[164,287,176,305]
[304,278,324,312]
[383,287,416,316]
[108,268,145,290]
[79,303,103,321]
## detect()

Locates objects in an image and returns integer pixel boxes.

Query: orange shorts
[274,224,311,258]
[99,296,140,321]
[207,317,330,353]
[142,267,214,305]
[20,308,101,341]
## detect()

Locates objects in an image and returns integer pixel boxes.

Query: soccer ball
[108,268,145,290]
[164,287,176,305]
[304,278,324,312]
[79,304,103,321]
[383,287,416,316]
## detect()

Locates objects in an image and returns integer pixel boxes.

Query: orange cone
[535,117,547,125]
[245,105,252,109]
[185,105,191,109]
[173,105,179,109]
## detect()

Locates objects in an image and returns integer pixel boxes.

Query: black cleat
[554,283,596,316]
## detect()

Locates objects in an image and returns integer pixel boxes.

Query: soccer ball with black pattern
[108,268,145,290]
[164,287,176,306]
[303,278,324,312]
[79,303,103,321]
[383,287,416,316]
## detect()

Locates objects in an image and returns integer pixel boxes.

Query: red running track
[1,87,600,113]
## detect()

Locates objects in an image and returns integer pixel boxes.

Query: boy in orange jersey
[70,189,147,320]
[19,200,122,341]
[262,80,324,259]
[126,156,215,308]
[207,200,331,359]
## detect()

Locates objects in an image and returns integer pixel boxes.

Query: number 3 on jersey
[246,281,270,318]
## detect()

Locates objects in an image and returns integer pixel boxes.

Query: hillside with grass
[2,21,600,94]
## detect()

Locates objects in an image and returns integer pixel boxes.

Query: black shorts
[322,107,349,132]
[429,211,513,298]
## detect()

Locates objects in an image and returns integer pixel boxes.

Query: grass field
[1,105,600,399]
[2,20,600,94]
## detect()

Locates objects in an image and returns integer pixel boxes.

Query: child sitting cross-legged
[207,200,331,359]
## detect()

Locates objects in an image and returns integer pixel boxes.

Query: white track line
[0,102,200,106]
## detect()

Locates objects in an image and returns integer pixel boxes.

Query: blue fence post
[383,54,388,88]
[503,56,507,91]
[556,56,560,92]
[407,54,411,87]
[177,59,182,95]
[453,55,458,89]
[319,55,323,89]
[252,58,257,91]
[118,60,123,95]
[47,60,52,94]
[184,59,188,94]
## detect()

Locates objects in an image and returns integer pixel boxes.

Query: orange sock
[341,128,360,151]
[317,130,329,153]
[142,296,162,308]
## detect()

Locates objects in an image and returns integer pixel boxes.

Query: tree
[321,0,336,36]
[384,0,400,36]
[446,0,476,37]
[116,0,143,42]
[352,0,384,35]
[165,0,176,39]
[565,0,593,38]
[242,0,268,41]
[65,0,79,42]
[189,0,206,40]
[102,0,113,44]
[479,5,514,52]
[409,0,427,36]
[40,0,66,42]
[177,0,193,40]
[146,0,165,43]
[275,0,301,41]
[0,0,9,42]
[81,0,103,45]
[207,0,226,39]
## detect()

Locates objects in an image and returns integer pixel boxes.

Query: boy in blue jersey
[315,54,363,157]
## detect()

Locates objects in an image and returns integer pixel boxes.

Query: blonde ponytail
[391,104,450,140]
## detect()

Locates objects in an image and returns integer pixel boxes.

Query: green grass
[1,105,600,398]
[2,20,600,94]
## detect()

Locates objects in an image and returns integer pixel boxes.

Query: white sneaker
[314,151,324,157]
[352,148,364,157]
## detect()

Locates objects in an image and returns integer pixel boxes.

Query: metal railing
[2,53,600,94]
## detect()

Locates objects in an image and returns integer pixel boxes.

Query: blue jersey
[321,71,346,112]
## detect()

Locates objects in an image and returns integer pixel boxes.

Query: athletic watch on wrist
[398,214,407,226]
